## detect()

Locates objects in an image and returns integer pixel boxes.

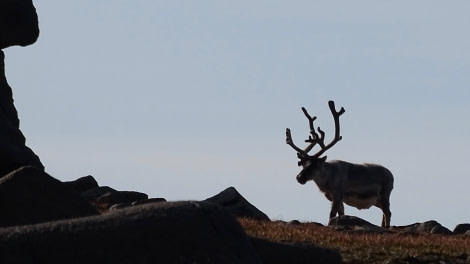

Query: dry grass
[238,218,470,264]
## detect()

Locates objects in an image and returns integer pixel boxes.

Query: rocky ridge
[0,167,342,264]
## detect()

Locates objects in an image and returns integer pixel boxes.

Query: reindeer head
[295,156,327,184]
[286,101,345,184]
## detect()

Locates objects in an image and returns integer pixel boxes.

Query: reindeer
[286,101,394,228]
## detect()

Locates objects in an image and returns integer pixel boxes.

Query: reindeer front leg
[338,202,345,216]
[330,194,344,218]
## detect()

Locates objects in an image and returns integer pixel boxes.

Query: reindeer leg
[338,202,345,216]
[382,203,391,228]
[330,195,343,218]
[377,198,391,228]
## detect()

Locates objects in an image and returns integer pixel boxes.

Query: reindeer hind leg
[379,198,391,228]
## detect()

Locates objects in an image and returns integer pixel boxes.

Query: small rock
[205,187,270,221]
[416,220,441,233]
[288,220,302,225]
[397,220,452,235]
[453,223,470,235]
[328,215,376,227]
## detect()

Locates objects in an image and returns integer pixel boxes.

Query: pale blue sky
[4,1,470,228]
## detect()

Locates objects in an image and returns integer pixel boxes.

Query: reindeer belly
[342,183,381,209]
[343,195,378,210]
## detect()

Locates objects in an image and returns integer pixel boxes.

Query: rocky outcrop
[63,175,166,213]
[0,0,40,49]
[0,201,265,264]
[0,200,343,264]
[0,166,98,227]
[205,186,270,221]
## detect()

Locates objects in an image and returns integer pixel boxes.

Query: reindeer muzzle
[296,173,307,185]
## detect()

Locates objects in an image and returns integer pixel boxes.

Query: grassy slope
[238,218,470,264]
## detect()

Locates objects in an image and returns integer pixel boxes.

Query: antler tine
[301,107,316,136]
[301,107,324,151]
[311,100,345,159]
[286,106,323,166]
[286,128,309,166]
[286,128,305,154]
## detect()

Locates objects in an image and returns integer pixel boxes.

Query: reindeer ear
[319,156,327,162]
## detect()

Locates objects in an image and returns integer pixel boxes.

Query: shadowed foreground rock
[205,186,270,221]
[0,166,98,227]
[250,237,342,264]
[0,201,263,264]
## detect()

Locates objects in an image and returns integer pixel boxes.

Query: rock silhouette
[0,167,342,263]
[0,0,40,49]
[205,186,270,221]
[0,0,44,175]
[0,166,97,227]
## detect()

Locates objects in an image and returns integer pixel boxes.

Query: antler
[286,100,345,165]
[286,128,310,166]
[310,100,345,159]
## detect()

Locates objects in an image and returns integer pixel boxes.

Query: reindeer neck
[311,161,337,191]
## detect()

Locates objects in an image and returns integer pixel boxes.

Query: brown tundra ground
[238,218,470,264]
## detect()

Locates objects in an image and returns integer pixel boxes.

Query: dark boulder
[329,215,375,227]
[417,220,452,235]
[0,166,98,227]
[329,215,386,233]
[205,186,270,221]
[453,223,470,235]
[416,220,441,233]
[396,220,452,235]
[0,201,264,264]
